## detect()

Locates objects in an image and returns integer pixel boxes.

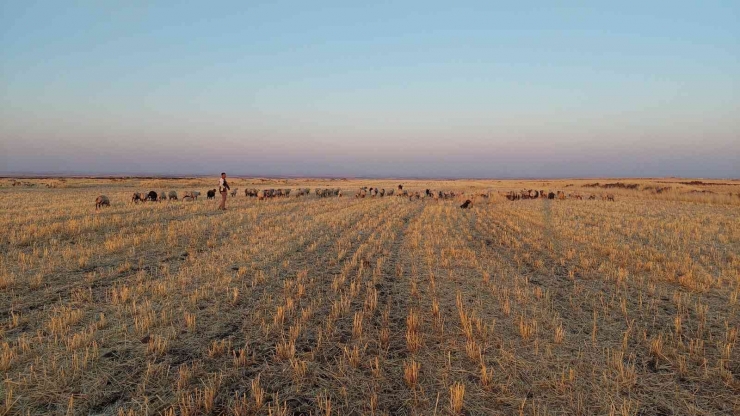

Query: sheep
[548,192,555,200]
[183,191,201,201]
[604,194,615,201]
[230,188,238,197]
[207,189,216,199]
[146,191,158,202]
[386,189,394,196]
[557,191,566,200]
[95,195,110,210]
[168,191,178,201]
[132,192,145,203]
[460,199,472,209]
[257,190,265,200]
[159,191,167,201]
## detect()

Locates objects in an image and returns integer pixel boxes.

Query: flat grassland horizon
[1,177,738,415]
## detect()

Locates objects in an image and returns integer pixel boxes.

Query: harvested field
[1,177,739,415]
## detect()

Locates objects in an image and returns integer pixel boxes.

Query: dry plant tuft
[449,381,465,414]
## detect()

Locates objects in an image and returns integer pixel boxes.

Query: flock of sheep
[93,184,614,210]
[505,189,615,201]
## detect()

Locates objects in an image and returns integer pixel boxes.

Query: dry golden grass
[0,176,739,415]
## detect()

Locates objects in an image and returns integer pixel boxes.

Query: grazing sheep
[132,192,145,203]
[548,192,555,200]
[183,191,201,201]
[604,194,615,201]
[95,195,110,210]
[146,191,158,202]
[159,191,167,201]
[230,188,238,197]
[167,191,177,201]
[460,199,472,209]
[257,190,265,200]
[386,189,394,196]
[588,195,596,200]
[207,189,216,199]
[557,191,566,200]
[398,184,403,190]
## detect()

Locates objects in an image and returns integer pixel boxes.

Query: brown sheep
[183,191,201,201]
[95,195,110,210]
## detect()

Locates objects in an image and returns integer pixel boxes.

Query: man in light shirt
[218,172,230,210]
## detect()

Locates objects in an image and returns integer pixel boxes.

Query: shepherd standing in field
[218,172,230,210]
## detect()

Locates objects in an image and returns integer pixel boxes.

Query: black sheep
[207,189,216,199]
[460,199,472,209]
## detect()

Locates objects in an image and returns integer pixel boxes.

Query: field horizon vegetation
[1,176,738,415]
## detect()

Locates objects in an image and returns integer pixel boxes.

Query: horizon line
[2,172,738,181]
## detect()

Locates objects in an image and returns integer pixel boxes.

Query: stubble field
[1,177,739,415]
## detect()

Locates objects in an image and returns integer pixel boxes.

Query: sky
[1,1,738,178]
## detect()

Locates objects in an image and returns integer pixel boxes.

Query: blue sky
[1,1,738,177]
